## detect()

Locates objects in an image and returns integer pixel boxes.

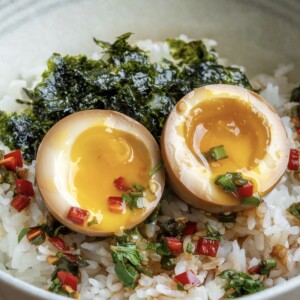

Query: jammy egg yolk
[69,126,152,232]
[185,98,270,205]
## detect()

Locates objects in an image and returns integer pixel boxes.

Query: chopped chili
[4,150,23,168]
[67,207,89,225]
[0,157,17,171]
[108,196,124,213]
[48,237,70,252]
[57,271,78,291]
[27,227,43,242]
[15,179,35,197]
[165,237,182,254]
[195,237,220,257]
[182,221,197,236]
[288,149,299,171]
[174,270,200,287]
[113,177,128,191]
[237,180,253,198]
[10,194,30,212]
[248,265,260,275]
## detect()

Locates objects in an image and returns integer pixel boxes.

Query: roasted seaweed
[0,33,252,161]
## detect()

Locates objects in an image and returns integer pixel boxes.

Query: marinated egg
[161,84,289,213]
[36,110,165,236]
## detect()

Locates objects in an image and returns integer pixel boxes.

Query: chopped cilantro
[186,242,194,254]
[219,270,265,298]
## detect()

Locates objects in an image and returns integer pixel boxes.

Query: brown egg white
[161,84,289,213]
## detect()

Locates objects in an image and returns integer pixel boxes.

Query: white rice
[0,36,299,299]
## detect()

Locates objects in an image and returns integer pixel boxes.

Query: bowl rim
[0,267,300,299]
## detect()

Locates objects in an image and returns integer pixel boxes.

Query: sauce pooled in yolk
[69,125,152,232]
[185,98,270,205]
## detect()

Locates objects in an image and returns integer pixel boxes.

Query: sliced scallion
[240,196,261,206]
[209,145,228,161]
[129,191,143,197]
[215,172,248,193]
[215,173,238,192]
[149,162,163,177]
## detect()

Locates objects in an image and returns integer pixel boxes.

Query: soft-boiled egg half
[161,84,289,213]
[36,110,165,236]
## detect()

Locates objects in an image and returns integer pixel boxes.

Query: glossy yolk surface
[69,125,152,232]
[185,98,270,204]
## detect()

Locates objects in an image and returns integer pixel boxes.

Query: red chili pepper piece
[182,221,197,236]
[0,157,17,171]
[248,265,260,275]
[57,271,78,291]
[108,196,124,213]
[67,207,89,225]
[48,237,70,252]
[63,253,78,262]
[113,177,128,191]
[4,150,23,168]
[195,237,220,257]
[288,149,299,171]
[174,270,200,286]
[27,227,43,242]
[165,237,182,254]
[237,180,253,198]
[10,194,30,212]
[15,179,35,197]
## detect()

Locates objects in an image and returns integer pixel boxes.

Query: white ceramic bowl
[0,0,299,299]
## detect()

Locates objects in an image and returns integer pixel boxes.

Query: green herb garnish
[49,277,64,294]
[287,202,300,220]
[87,216,99,227]
[149,162,164,177]
[133,184,145,192]
[160,256,176,271]
[215,172,247,193]
[204,224,222,241]
[114,260,139,289]
[219,270,265,298]
[259,259,277,276]
[240,196,261,206]
[209,145,228,161]
[156,240,172,256]
[111,243,150,288]
[186,242,194,254]
[18,227,30,243]
[111,244,142,267]
[177,282,185,291]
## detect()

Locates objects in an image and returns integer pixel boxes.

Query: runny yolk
[185,98,270,204]
[69,125,152,232]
